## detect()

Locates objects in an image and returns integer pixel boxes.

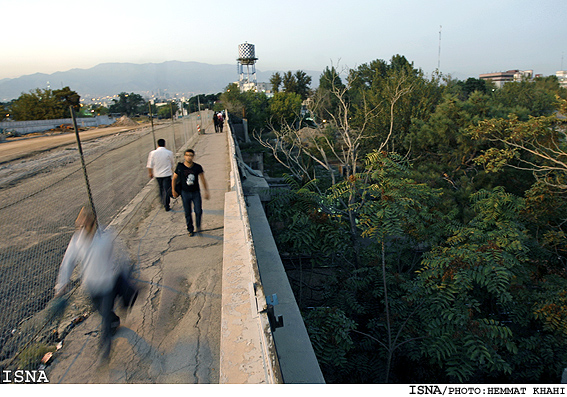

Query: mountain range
[0,61,322,102]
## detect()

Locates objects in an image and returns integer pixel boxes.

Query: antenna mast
[438,25,442,71]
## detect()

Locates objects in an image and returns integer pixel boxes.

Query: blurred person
[147,138,175,211]
[172,149,209,236]
[213,112,219,133]
[54,206,138,361]
[217,112,224,133]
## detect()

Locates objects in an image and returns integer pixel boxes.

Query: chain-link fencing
[0,110,212,369]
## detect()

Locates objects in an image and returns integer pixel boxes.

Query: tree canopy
[108,92,146,116]
[254,55,567,383]
[10,87,80,121]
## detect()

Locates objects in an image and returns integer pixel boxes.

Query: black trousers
[90,274,138,358]
[156,176,172,210]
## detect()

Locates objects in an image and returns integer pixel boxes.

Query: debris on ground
[111,116,139,127]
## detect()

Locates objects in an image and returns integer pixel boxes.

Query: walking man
[213,112,219,133]
[54,206,138,362]
[172,149,210,236]
[217,112,224,133]
[147,139,175,211]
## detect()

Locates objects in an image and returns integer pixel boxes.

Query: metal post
[149,102,156,149]
[70,106,98,228]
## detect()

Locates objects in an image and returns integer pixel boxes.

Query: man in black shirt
[172,149,210,236]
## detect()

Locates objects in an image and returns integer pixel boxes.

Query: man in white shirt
[147,139,175,211]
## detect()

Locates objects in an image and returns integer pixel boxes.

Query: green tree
[108,92,146,116]
[156,101,179,119]
[313,66,345,121]
[218,83,270,132]
[451,77,491,100]
[269,91,302,125]
[294,70,312,100]
[347,55,443,154]
[282,71,298,95]
[186,93,221,113]
[53,86,81,115]
[470,98,567,191]
[0,103,8,121]
[219,83,245,117]
[266,152,447,382]
[275,70,312,100]
[411,186,567,382]
[10,87,80,121]
[270,72,282,93]
[490,78,561,118]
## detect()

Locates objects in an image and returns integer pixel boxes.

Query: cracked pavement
[45,129,229,384]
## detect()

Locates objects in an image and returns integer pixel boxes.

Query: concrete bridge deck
[46,125,228,383]
[44,118,324,384]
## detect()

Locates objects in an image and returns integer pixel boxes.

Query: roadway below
[0,122,154,165]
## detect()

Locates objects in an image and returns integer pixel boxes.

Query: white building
[557,71,567,88]
[479,69,534,88]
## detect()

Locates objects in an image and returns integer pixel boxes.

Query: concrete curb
[219,115,283,384]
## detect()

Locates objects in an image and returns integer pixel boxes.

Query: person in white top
[147,139,175,211]
[55,206,138,361]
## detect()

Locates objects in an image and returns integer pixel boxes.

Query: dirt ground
[0,122,153,165]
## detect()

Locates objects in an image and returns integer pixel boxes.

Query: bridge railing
[219,113,283,383]
[220,113,325,384]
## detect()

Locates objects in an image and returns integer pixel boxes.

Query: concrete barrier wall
[0,115,115,135]
[220,115,325,384]
[219,117,283,383]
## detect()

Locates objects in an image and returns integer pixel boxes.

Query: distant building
[479,69,534,88]
[557,71,567,88]
[236,80,273,97]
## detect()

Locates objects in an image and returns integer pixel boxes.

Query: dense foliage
[108,92,147,116]
[260,55,567,383]
[9,87,80,121]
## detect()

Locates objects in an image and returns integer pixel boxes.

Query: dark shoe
[188,231,195,237]
[165,207,170,212]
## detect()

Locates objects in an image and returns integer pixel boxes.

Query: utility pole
[70,106,98,229]
[149,101,156,150]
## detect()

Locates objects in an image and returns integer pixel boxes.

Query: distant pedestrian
[217,112,224,133]
[172,149,210,236]
[213,112,219,133]
[54,206,138,362]
[147,139,175,211]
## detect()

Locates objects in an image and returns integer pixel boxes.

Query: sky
[2,0,566,81]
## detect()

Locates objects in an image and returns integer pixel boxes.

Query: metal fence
[0,110,212,369]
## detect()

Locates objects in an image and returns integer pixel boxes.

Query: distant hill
[0,61,322,101]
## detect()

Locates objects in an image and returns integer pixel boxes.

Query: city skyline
[2,0,566,83]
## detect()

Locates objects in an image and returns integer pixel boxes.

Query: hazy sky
[2,0,566,81]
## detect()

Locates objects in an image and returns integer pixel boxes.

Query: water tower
[237,42,258,90]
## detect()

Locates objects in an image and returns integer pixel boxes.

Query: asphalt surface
[45,127,229,383]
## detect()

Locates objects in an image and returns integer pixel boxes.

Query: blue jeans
[181,190,202,232]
